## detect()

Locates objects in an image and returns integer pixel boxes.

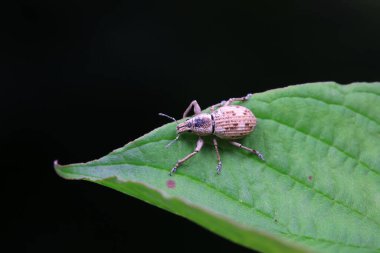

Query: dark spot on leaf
[308,176,313,181]
[167,180,176,189]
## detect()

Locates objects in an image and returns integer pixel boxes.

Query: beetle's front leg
[183,100,202,118]
[213,138,222,174]
[229,141,264,160]
[170,137,204,176]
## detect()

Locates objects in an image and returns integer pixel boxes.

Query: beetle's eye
[187,122,192,127]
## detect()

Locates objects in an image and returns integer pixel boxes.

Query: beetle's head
[177,114,212,136]
[158,112,212,147]
[176,119,193,134]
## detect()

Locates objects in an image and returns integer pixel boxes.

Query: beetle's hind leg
[213,138,222,174]
[170,137,204,176]
[223,93,253,106]
[211,93,252,111]
[229,141,264,160]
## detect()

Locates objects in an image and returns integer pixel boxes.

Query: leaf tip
[53,160,64,177]
[53,160,73,180]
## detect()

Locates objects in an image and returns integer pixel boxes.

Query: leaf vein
[256,118,380,227]
[257,94,380,129]
[255,99,380,176]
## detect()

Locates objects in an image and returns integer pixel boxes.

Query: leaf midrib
[104,122,380,229]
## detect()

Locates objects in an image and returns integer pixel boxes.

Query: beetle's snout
[176,121,191,134]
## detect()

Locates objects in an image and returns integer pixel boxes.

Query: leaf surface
[55,82,380,253]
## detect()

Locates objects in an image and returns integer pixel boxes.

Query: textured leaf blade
[55,82,380,253]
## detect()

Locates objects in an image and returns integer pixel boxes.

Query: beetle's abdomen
[212,105,256,139]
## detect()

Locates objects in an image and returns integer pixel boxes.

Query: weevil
[159,93,264,176]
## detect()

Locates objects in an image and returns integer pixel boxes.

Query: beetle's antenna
[165,135,179,148]
[158,113,177,123]
[159,113,180,148]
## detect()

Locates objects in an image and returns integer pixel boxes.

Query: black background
[3,1,380,252]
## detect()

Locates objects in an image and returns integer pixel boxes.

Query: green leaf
[55,82,380,253]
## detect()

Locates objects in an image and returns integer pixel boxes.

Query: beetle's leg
[210,101,226,111]
[229,141,264,160]
[170,137,204,176]
[213,138,222,174]
[211,93,252,110]
[224,93,253,106]
[183,100,202,118]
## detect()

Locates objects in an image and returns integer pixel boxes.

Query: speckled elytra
[159,93,264,176]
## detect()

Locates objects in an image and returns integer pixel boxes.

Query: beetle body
[177,105,256,139]
[161,93,264,176]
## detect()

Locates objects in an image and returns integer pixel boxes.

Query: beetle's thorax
[177,113,213,136]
